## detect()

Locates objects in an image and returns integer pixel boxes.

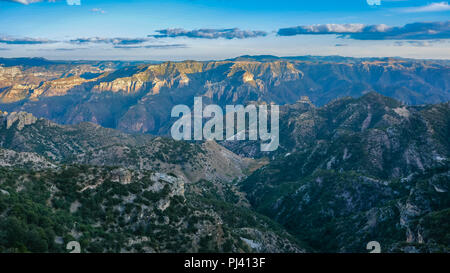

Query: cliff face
[91,61,204,95]
[0,66,26,88]
[4,111,37,130]
[0,56,448,135]
[30,76,96,98]
[0,84,33,103]
[0,61,117,103]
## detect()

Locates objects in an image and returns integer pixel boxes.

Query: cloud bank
[0,37,56,44]
[394,40,446,47]
[70,37,151,45]
[150,28,268,39]
[277,21,450,40]
[68,37,186,50]
[0,35,184,50]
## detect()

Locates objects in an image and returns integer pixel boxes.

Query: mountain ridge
[239,92,450,252]
[0,56,448,135]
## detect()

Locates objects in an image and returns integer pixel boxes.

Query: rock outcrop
[5,111,37,130]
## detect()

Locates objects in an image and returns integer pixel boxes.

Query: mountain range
[0,56,448,253]
[0,56,448,135]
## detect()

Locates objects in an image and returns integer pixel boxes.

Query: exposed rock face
[30,76,95,99]
[0,148,56,169]
[91,61,202,95]
[94,77,145,94]
[5,111,37,130]
[0,84,34,103]
[297,96,312,105]
[151,172,185,196]
[0,66,24,89]
[0,60,120,103]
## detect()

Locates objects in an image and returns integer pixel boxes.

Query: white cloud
[0,36,56,44]
[295,24,366,33]
[70,37,151,45]
[151,28,268,39]
[367,0,381,6]
[278,21,450,40]
[66,0,80,5]
[402,2,450,13]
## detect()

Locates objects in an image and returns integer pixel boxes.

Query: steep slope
[230,93,449,175]
[277,93,450,178]
[240,93,450,252]
[0,165,305,253]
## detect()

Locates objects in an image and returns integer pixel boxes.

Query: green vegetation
[0,165,303,253]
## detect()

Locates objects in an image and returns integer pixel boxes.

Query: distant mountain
[0,57,160,68]
[231,55,450,65]
[0,57,63,67]
[240,93,450,252]
[0,56,448,135]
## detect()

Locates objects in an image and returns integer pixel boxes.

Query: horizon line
[1,54,449,62]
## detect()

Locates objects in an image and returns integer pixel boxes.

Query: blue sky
[0,0,449,60]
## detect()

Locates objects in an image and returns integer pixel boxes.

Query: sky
[0,0,449,60]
